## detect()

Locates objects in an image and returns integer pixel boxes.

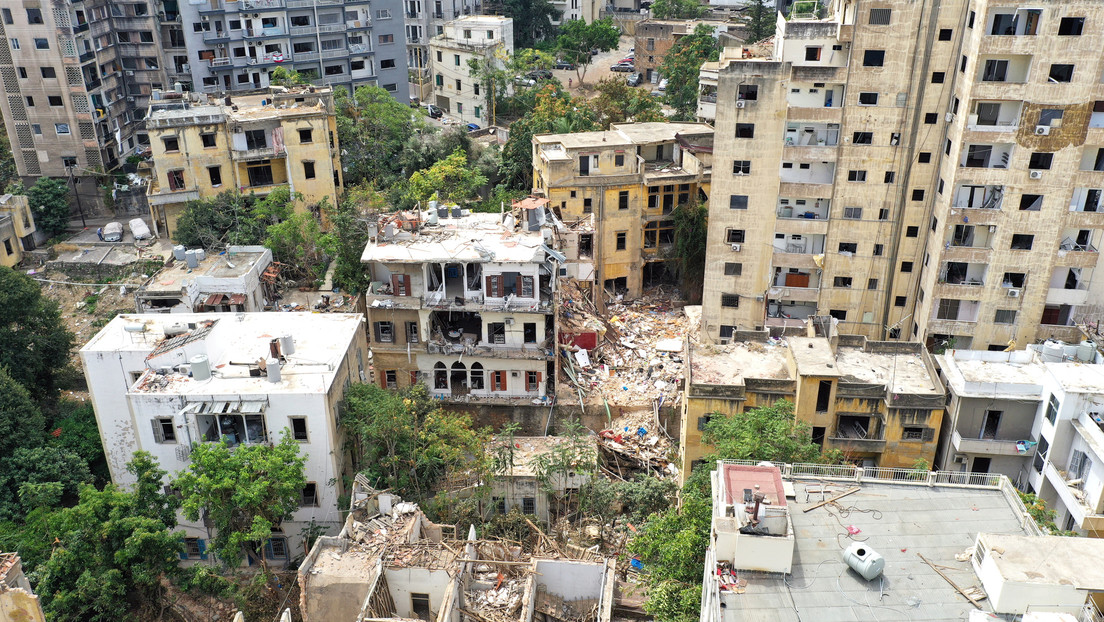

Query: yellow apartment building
[679,327,945,483]
[0,194,37,268]
[532,122,713,301]
[144,85,341,239]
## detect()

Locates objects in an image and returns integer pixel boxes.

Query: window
[829,309,847,321]
[41,67,56,79]
[729,195,748,210]
[167,169,185,190]
[932,71,945,83]
[618,190,628,210]
[1019,194,1042,211]
[1049,64,1074,83]
[738,84,758,100]
[151,418,176,443]
[435,74,443,86]
[735,123,754,138]
[33,38,49,50]
[912,189,925,201]
[163,136,180,152]
[805,46,821,61]
[525,371,541,392]
[9,39,17,50]
[902,426,929,441]
[868,8,891,24]
[245,129,266,150]
[376,8,392,18]
[375,321,394,343]
[266,537,288,560]
[491,371,507,392]
[614,153,624,167]
[924,112,938,124]
[303,161,316,179]
[297,128,313,144]
[1059,17,1084,35]
[616,232,626,250]
[994,309,1016,324]
[47,95,62,106]
[900,261,913,272]
[868,278,878,289]
[455,78,461,90]
[863,50,885,67]
[522,497,536,514]
[1028,152,1053,170]
[196,133,215,149]
[894,295,907,307]
[874,244,884,255]
[843,207,862,219]
[720,294,740,308]
[724,262,742,276]
[918,152,931,163]
[1010,234,1033,250]
[301,483,319,507]
[858,92,878,105]
[833,276,853,288]
[384,370,397,388]
[838,242,857,253]
[879,209,889,220]
[582,198,592,213]
[726,229,745,244]
[378,33,394,44]
[208,166,222,186]
[884,171,896,183]
[0,9,9,24]
[733,160,751,175]
[183,538,207,560]
[938,28,952,40]
[16,67,25,79]
[853,132,872,144]
[1045,394,1059,424]
[55,123,72,135]
[848,170,867,182]
[290,417,308,441]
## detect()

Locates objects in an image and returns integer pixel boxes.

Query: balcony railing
[242,0,285,8]
[828,436,887,452]
[209,57,232,67]
[232,145,280,160]
[951,430,1035,457]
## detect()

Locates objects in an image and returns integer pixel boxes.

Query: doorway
[981,410,1001,439]
[971,457,991,474]
[816,380,832,412]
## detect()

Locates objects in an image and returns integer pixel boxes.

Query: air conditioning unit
[125,70,134,76]
[182,63,191,71]
[755,295,765,302]
[1035,125,1050,135]
[735,100,746,108]
[1007,288,1021,297]
[1029,170,1043,179]
[953,454,968,464]
[504,317,514,325]
[731,243,741,252]
[233,126,244,133]
[217,43,226,48]
[126,96,135,102]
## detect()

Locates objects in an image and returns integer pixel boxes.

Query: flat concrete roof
[723,464,786,506]
[689,341,793,386]
[534,131,632,149]
[937,352,1047,400]
[141,246,269,295]
[788,337,840,378]
[979,533,1104,590]
[1046,361,1104,394]
[535,123,714,150]
[722,481,1035,622]
[360,212,546,264]
[835,347,941,395]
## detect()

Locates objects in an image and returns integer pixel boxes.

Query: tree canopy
[28,177,72,238]
[321,183,387,294]
[701,399,827,464]
[745,0,776,42]
[336,84,428,188]
[659,24,719,120]
[0,266,73,401]
[649,0,708,19]
[556,19,621,84]
[500,86,599,190]
[670,200,708,302]
[590,77,665,127]
[173,432,307,569]
[172,188,296,249]
[406,147,488,205]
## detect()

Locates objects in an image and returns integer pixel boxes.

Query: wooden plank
[802,487,860,512]
[917,553,982,609]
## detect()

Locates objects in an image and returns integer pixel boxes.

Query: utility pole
[66,165,87,229]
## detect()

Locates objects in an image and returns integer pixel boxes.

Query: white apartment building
[400,0,480,102]
[698,0,1104,350]
[428,15,512,125]
[80,312,369,562]
[360,204,555,403]
[134,245,274,313]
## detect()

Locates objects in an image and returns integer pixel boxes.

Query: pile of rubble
[598,410,675,479]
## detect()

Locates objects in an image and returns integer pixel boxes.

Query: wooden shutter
[486,275,494,295]
[516,275,523,296]
[409,371,419,386]
[402,275,410,296]
[151,419,165,443]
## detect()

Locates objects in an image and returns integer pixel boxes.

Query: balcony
[779,161,834,185]
[209,57,232,67]
[933,299,981,323]
[202,30,231,43]
[1048,283,1090,306]
[347,19,372,29]
[961,143,1013,169]
[348,43,371,54]
[232,146,282,161]
[952,429,1035,457]
[321,48,349,59]
[147,186,200,206]
[241,0,286,7]
[783,123,839,147]
[827,436,887,452]
[976,55,1032,85]
[965,101,1021,133]
[953,184,1003,211]
[243,27,285,38]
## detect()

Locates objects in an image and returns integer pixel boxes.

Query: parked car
[554,60,575,70]
[618,56,635,65]
[514,75,536,87]
[128,218,152,240]
[526,69,553,81]
[466,123,481,132]
[590,48,599,56]
[425,104,443,118]
[102,221,123,242]
[627,72,643,87]
[610,62,634,72]
[409,96,420,108]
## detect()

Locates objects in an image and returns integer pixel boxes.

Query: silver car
[627,72,643,87]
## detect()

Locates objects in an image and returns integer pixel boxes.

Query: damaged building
[298,478,616,622]
[0,553,45,622]
[134,245,275,313]
[360,203,562,405]
[80,312,369,561]
[486,436,597,524]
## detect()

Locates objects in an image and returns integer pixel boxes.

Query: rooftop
[722,464,787,506]
[937,350,1047,399]
[81,312,362,394]
[138,246,271,296]
[535,123,714,150]
[360,211,548,264]
[788,337,840,378]
[714,473,1036,622]
[835,346,942,395]
[1046,361,1104,394]
[146,85,332,128]
[978,533,1104,591]
[689,339,792,386]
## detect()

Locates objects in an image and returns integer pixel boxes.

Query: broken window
[196,413,267,446]
[375,321,394,343]
[301,483,318,506]
[434,362,447,389]
[412,594,432,622]
[488,322,506,344]
[523,322,537,343]
[152,417,176,443]
[470,363,485,389]
[290,417,308,441]
[407,321,419,343]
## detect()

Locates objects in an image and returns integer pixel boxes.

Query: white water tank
[425,208,439,225]
[1079,341,1095,362]
[1041,340,1065,362]
[164,323,189,337]
[190,354,211,381]
[279,334,295,356]
[172,245,187,261]
[266,357,281,383]
[196,248,206,262]
[185,249,200,269]
[842,542,885,581]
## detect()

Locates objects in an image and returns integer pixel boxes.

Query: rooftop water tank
[173,245,187,261]
[185,249,200,269]
[195,248,206,262]
[425,209,439,226]
[842,542,885,581]
[451,206,462,218]
[164,323,189,338]
[266,358,281,383]
[190,354,211,381]
[1042,340,1065,362]
[279,334,295,356]
[1079,341,1095,363]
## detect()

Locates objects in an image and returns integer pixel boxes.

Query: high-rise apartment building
[699,0,1104,350]
[428,15,511,125]
[0,0,166,213]
[402,0,479,102]
[174,0,408,101]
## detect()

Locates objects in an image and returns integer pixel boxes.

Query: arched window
[433,362,447,389]
[470,362,485,390]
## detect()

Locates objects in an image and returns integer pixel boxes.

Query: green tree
[0,367,46,460]
[670,200,707,302]
[658,24,719,120]
[173,188,296,249]
[0,124,18,190]
[336,84,428,187]
[46,400,111,486]
[745,0,776,42]
[0,267,74,401]
[264,209,327,282]
[590,77,665,128]
[702,400,824,463]
[174,432,307,570]
[28,177,72,237]
[405,147,488,205]
[320,183,386,294]
[270,66,308,86]
[503,0,561,48]
[500,86,599,190]
[343,383,488,499]
[556,18,621,85]
[35,453,183,622]
[649,0,707,19]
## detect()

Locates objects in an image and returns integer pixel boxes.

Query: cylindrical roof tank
[842,541,885,581]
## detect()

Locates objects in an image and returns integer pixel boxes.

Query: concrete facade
[0,553,45,622]
[143,85,340,238]
[79,312,369,561]
[401,0,479,103]
[427,15,512,126]
[633,19,733,84]
[134,245,274,313]
[699,0,1104,350]
[532,122,713,301]
[0,194,36,267]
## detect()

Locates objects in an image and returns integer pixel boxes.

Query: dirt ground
[558,35,640,96]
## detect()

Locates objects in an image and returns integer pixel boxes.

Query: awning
[228,293,248,306]
[204,293,228,306]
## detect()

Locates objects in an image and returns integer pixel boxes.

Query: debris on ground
[598,410,675,479]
